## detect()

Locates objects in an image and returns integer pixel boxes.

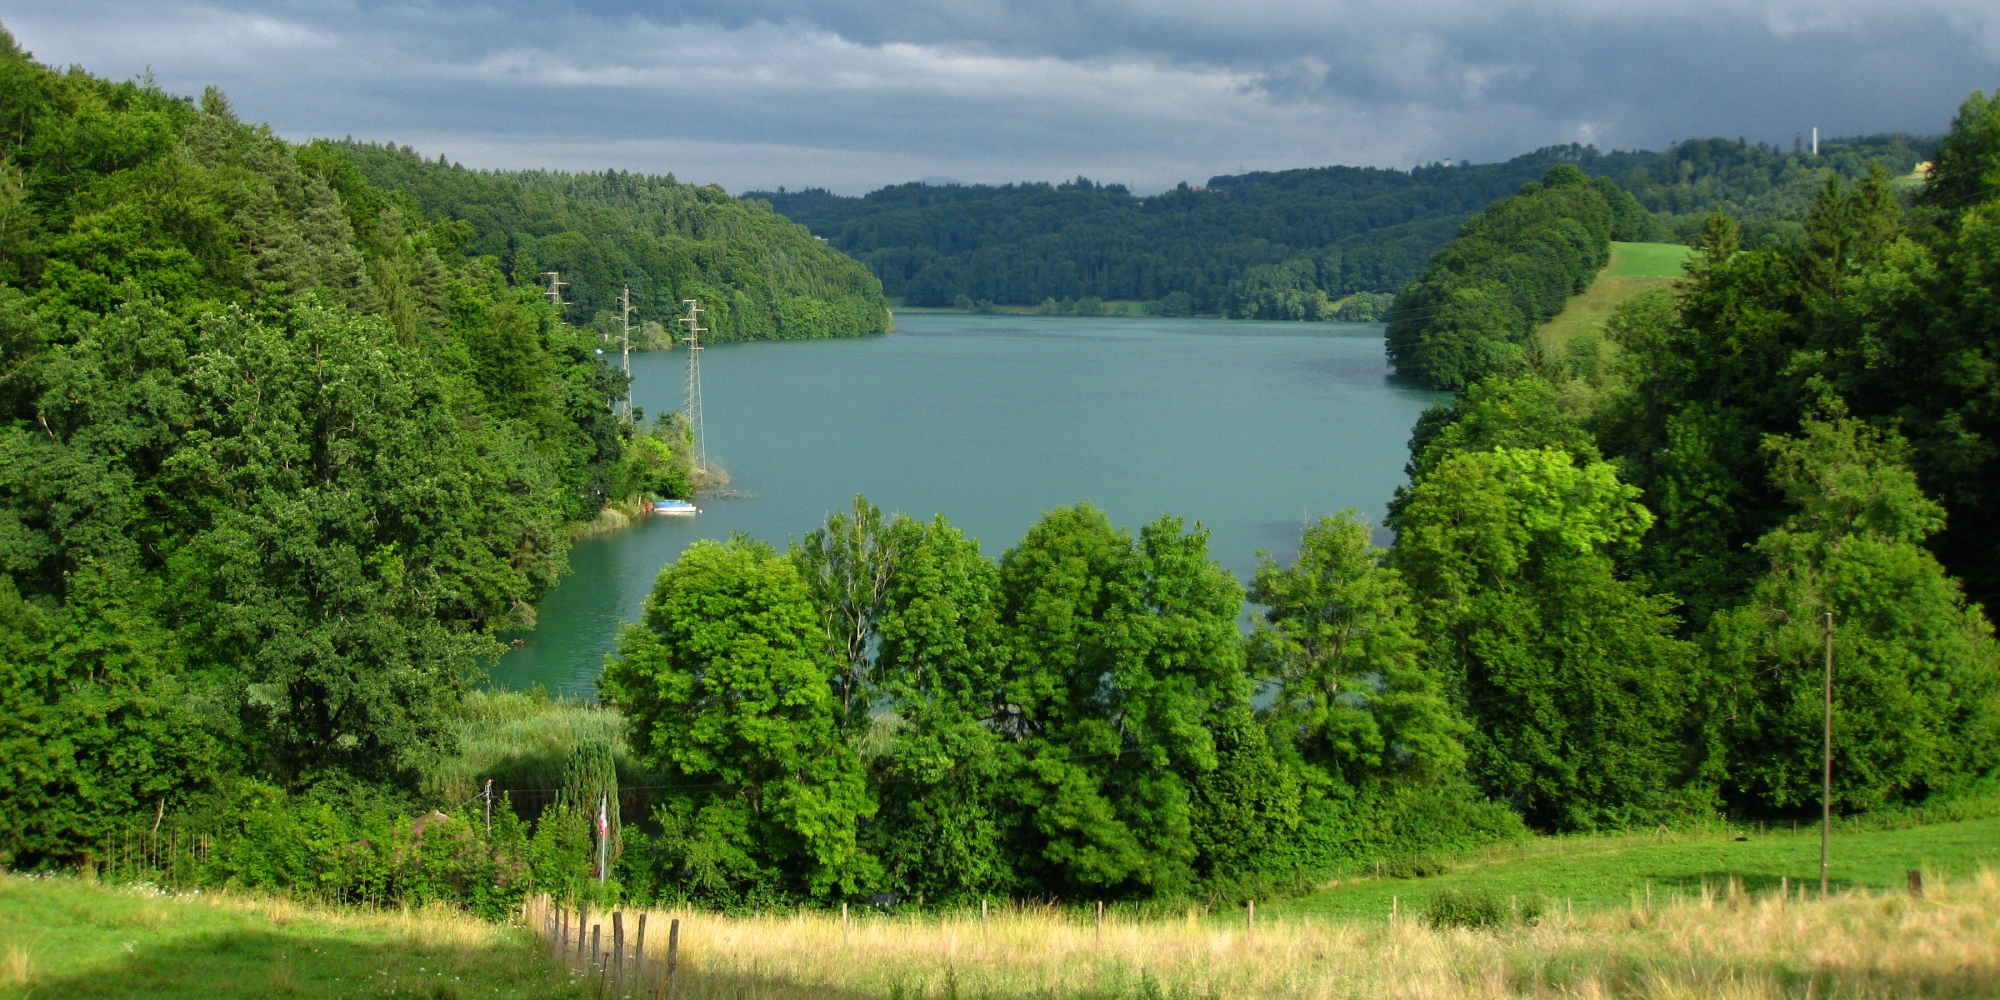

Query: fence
[525,893,679,1000]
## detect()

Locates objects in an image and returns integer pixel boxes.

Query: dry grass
[545,869,2000,1000]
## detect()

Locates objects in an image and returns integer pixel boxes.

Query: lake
[490,313,1442,696]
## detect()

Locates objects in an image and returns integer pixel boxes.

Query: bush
[1424,887,1544,929]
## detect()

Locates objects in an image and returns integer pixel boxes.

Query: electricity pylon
[679,299,706,472]
[539,271,570,311]
[618,286,636,422]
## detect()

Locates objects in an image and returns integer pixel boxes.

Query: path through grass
[1537,241,1692,355]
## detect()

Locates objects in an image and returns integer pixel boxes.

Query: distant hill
[746,135,1932,318]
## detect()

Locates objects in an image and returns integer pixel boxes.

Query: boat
[652,499,699,516]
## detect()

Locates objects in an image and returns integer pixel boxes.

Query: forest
[0,27,859,888]
[339,143,890,343]
[749,136,1930,318]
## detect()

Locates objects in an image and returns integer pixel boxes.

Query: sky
[5,1,1999,195]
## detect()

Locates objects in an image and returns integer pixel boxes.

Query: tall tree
[1705,415,2000,813]
[601,536,873,901]
[1393,446,1695,830]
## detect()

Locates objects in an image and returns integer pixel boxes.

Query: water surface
[493,313,1440,696]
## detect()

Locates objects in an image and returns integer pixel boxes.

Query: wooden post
[1389,896,1396,925]
[635,912,648,987]
[665,918,681,1000]
[841,901,848,932]
[1908,869,1924,898]
[577,904,590,962]
[614,911,625,995]
[1781,876,1789,904]
[1821,611,1835,898]
[558,906,569,963]
[1246,899,1254,930]
[1096,900,1104,935]
[591,924,602,982]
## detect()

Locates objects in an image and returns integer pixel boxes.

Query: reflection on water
[491,313,1442,697]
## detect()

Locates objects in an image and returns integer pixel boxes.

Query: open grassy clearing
[1271,814,2000,922]
[0,875,581,1000]
[1537,241,1692,355]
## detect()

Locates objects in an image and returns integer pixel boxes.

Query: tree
[994,505,1246,895]
[792,496,905,734]
[600,535,873,901]
[1247,512,1464,789]
[1705,415,2000,813]
[1394,446,1695,830]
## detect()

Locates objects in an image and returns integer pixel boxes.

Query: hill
[338,143,890,344]
[747,136,1930,318]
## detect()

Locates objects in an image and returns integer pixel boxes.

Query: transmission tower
[679,299,707,472]
[617,286,636,422]
[539,271,570,311]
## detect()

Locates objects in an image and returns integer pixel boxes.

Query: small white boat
[652,499,699,516]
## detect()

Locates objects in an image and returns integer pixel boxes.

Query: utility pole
[1821,610,1834,897]
[618,286,637,422]
[679,299,707,473]
[540,271,570,312]
[1811,127,1819,157]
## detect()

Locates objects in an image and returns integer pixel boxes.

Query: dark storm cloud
[3,0,1996,192]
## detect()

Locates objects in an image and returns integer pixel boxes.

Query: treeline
[1387,165,1653,390]
[593,502,1518,904]
[751,137,1928,320]
[0,27,796,870]
[339,143,890,343]
[752,162,1572,315]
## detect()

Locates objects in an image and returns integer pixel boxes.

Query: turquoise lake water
[489,313,1441,696]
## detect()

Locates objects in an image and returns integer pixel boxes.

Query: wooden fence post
[1908,869,1924,898]
[577,904,590,963]
[665,918,681,1000]
[614,911,625,995]
[635,912,648,990]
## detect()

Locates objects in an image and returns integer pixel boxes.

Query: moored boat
[652,499,699,516]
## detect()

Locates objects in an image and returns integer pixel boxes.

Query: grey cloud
[3,0,1995,193]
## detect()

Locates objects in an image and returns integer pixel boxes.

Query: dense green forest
[340,144,890,343]
[0,26,845,884]
[750,136,1929,318]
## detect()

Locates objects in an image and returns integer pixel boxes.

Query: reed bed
[537,869,2000,1000]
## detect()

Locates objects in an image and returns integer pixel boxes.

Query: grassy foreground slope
[1273,814,2000,922]
[1537,241,1693,355]
[0,876,579,1000]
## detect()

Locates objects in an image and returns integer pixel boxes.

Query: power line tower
[539,271,570,312]
[617,285,637,422]
[678,299,707,473]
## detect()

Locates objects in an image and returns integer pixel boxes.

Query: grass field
[1270,814,2000,922]
[1537,241,1693,355]
[0,876,581,999]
